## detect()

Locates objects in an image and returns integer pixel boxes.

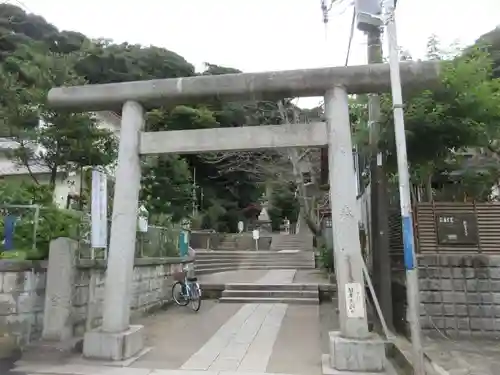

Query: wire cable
[344,6,356,66]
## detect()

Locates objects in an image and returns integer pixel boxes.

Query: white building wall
[0,112,120,207]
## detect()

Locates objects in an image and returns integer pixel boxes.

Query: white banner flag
[91,169,108,249]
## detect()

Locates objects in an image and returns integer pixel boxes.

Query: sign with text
[436,212,478,245]
[91,169,107,249]
[345,282,365,318]
[252,229,260,240]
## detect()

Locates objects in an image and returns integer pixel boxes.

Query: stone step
[224,283,318,291]
[195,254,313,259]
[195,258,313,264]
[195,249,309,254]
[195,264,314,270]
[219,296,319,304]
[195,266,314,275]
[195,260,314,265]
[221,290,319,299]
[195,265,314,273]
[195,259,313,264]
[196,253,313,257]
[196,250,312,255]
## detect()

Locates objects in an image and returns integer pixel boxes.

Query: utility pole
[383,0,424,374]
[365,17,394,331]
[354,0,393,331]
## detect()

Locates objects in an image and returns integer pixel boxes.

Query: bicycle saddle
[187,277,198,282]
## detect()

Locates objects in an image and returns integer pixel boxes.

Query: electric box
[355,0,382,32]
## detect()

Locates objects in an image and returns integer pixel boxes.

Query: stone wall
[72,258,189,336]
[0,261,47,346]
[0,239,192,347]
[419,254,500,339]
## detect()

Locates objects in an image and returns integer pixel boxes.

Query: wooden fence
[388,202,500,256]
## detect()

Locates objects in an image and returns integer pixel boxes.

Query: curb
[389,335,450,375]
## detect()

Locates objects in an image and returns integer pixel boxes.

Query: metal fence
[77,214,181,259]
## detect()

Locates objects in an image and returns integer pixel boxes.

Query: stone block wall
[72,258,188,336]
[0,261,47,345]
[419,254,500,338]
[0,239,192,347]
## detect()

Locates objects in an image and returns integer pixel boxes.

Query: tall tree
[354,39,500,202]
[3,49,117,187]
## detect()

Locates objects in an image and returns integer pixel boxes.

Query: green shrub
[0,181,80,259]
[318,243,334,273]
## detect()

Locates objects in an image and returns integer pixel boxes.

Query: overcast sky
[13,0,500,106]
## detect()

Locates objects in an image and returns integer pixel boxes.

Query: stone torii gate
[48,61,438,373]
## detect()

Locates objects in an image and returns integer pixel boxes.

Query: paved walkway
[423,337,500,375]
[13,270,338,375]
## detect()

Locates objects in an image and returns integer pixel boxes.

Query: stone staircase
[194,250,315,275]
[270,234,313,251]
[219,283,319,304]
[217,236,237,250]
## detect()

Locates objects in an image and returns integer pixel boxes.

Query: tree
[1,49,118,188]
[141,155,193,223]
[354,38,500,202]
[199,98,325,234]
[0,4,266,230]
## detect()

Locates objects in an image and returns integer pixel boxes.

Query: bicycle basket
[172,270,185,282]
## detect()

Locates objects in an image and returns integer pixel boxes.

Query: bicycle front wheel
[189,284,202,312]
[172,281,189,306]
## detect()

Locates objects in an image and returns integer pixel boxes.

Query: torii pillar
[48,61,439,372]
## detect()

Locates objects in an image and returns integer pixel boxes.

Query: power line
[317,1,356,108]
[1,0,32,13]
[345,6,356,66]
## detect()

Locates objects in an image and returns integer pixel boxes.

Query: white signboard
[345,282,365,318]
[137,205,149,233]
[252,229,260,240]
[91,169,107,249]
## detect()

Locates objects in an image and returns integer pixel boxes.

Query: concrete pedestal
[83,325,144,361]
[322,331,389,374]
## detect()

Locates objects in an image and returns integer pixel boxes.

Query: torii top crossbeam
[48,61,440,111]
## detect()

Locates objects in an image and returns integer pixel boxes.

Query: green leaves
[0,181,80,258]
[141,155,193,222]
[357,35,500,201]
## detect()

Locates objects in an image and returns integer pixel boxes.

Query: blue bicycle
[172,266,202,312]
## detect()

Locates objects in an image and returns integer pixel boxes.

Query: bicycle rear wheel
[189,284,201,312]
[172,281,189,306]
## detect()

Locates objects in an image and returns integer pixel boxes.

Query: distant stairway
[219,283,319,305]
[217,237,237,250]
[194,250,315,275]
[270,234,313,251]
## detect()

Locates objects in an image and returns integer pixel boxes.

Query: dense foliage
[0,181,80,259]
[354,32,500,202]
[0,4,265,231]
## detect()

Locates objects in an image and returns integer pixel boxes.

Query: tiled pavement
[13,270,337,375]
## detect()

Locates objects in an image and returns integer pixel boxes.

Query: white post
[384,0,425,373]
[101,101,144,333]
[325,86,369,339]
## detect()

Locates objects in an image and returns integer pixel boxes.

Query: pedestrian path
[16,367,299,375]
[255,269,296,284]
[12,270,337,375]
[180,270,294,372]
[181,303,287,372]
